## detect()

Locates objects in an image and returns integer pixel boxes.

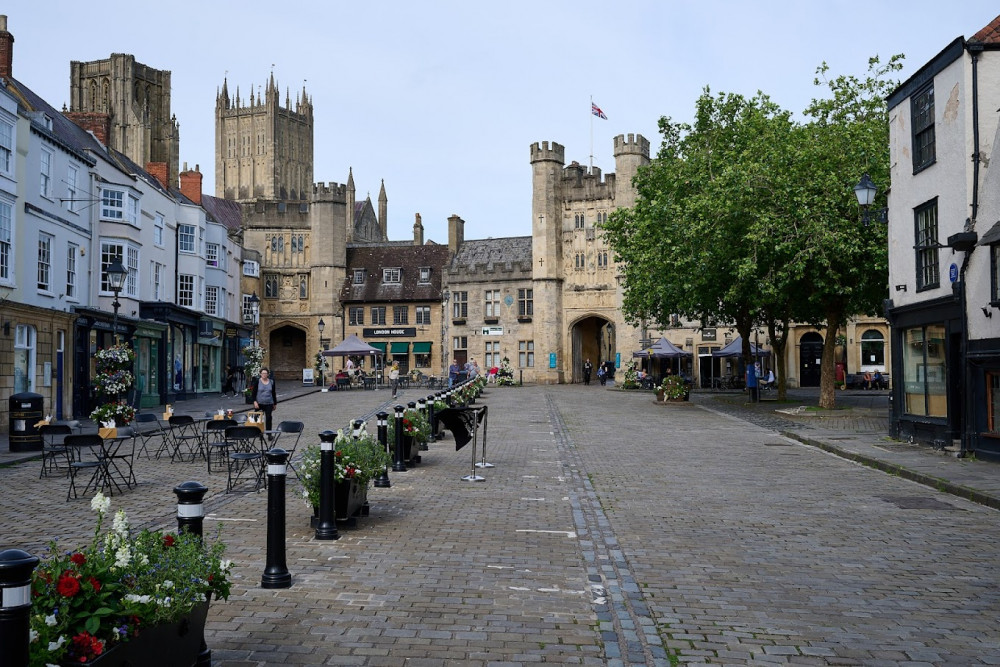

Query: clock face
[503,295,514,307]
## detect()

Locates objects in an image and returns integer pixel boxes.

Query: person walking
[389,361,401,398]
[251,367,278,431]
[222,365,236,397]
[448,359,460,388]
[583,359,593,385]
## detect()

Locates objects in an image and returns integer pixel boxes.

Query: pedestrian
[597,364,606,386]
[389,361,401,398]
[448,359,460,388]
[583,358,593,385]
[251,367,278,430]
[222,365,236,397]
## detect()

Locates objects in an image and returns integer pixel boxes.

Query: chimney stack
[413,212,424,246]
[146,162,169,189]
[179,163,203,205]
[65,112,111,146]
[448,215,465,255]
[0,16,14,79]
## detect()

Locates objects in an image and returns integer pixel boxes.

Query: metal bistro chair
[65,434,105,501]
[38,423,75,478]
[204,418,238,474]
[105,426,137,491]
[133,413,167,459]
[274,420,304,479]
[167,415,204,462]
[224,425,267,493]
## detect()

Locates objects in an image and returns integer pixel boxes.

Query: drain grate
[763,442,793,447]
[877,495,963,511]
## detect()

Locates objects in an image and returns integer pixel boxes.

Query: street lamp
[248,292,260,347]
[317,318,326,387]
[853,173,888,225]
[106,257,128,344]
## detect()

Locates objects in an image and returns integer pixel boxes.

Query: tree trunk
[819,306,844,409]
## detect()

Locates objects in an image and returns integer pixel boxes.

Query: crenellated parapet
[447,260,533,278]
[530,141,565,165]
[613,133,650,158]
[312,182,347,202]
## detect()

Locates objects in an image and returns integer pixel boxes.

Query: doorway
[268,326,307,382]
[571,316,615,383]
[799,332,823,387]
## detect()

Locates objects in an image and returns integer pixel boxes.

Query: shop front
[139,303,201,402]
[72,308,135,419]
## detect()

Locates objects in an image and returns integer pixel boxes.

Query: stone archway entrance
[571,317,615,383]
[267,325,307,382]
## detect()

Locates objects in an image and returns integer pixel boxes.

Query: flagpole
[589,95,594,171]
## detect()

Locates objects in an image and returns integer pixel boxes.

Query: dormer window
[383,267,401,284]
[353,268,365,284]
[418,267,431,283]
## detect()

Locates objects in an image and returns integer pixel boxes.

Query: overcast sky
[7,1,999,243]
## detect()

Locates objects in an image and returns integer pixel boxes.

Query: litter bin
[9,391,44,452]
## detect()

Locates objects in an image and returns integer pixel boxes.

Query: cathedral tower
[68,54,180,186]
[215,74,314,202]
[612,134,650,209]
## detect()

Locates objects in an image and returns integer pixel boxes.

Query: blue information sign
[615,352,621,368]
[949,263,958,282]
[549,352,557,368]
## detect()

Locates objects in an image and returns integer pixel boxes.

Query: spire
[378,179,388,241]
[347,167,355,190]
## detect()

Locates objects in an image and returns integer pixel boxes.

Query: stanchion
[261,448,292,589]
[315,431,340,540]
[0,549,38,667]
[407,402,421,464]
[462,406,485,482]
[173,481,211,667]
[474,406,493,469]
[374,412,391,488]
[392,405,408,472]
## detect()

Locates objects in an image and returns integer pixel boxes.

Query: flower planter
[402,434,415,463]
[81,601,209,666]
[335,477,367,521]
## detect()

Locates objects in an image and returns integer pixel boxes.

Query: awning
[412,341,432,354]
[369,342,387,353]
[390,341,410,354]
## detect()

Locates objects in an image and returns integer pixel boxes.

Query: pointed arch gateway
[266,324,309,381]
[570,315,616,383]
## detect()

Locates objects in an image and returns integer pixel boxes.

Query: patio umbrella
[322,334,385,388]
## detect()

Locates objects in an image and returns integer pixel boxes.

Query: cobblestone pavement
[1,384,998,665]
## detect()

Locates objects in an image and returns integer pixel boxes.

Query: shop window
[860,330,885,366]
[14,324,36,393]
[901,324,947,418]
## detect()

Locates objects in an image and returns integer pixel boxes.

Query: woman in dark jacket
[250,367,279,430]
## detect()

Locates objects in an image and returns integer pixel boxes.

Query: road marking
[516,529,577,538]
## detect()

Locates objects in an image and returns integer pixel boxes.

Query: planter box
[335,478,368,521]
[83,601,209,666]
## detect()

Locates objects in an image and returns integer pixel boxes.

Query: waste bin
[9,391,44,452]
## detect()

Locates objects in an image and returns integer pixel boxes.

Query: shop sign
[482,326,503,336]
[363,327,416,337]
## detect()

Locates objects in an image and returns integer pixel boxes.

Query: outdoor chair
[204,418,237,474]
[65,434,104,501]
[167,415,203,462]
[133,413,167,459]
[275,420,304,479]
[106,426,137,490]
[39,423,74,478]
[225,425,267,492]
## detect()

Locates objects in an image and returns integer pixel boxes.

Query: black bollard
[407,402,421,464]
[314,431,340,541]
[352,419,364,439]
[392,404,407,472]
[261,448,292,589]
[174,480,208,538]
[173,481,211,667]
[374,412,391,488]
[0,549,39,667]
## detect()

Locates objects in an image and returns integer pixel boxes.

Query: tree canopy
[602,56,903,407]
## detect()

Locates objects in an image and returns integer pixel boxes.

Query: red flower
[70,552,86,566]
[69,632,104,661]
[56,572,81,598]
[87,576,101,593]
[162,534,176,548]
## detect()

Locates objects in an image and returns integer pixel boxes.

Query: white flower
[161,580,174,589]
[161,596,172,607]
[29,629,38,642]
[220,559,232,571]
[112,509,129,536]
[114,546,131,569]
[48,635,66,651]
[138,553,149,566]
[44,614,57,627]
[90,492,111,515]
[124,593,152,603]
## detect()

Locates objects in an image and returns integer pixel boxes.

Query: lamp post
[317,318,326,387]
[853,173,888,225]
[248,292,260,347]
[106,257,128,345]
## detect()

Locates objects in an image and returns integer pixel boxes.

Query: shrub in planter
[659,374,689,401]
[299,428,391,510]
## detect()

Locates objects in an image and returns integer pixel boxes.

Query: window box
[517,316,532,323]
[483,318,499,325]
[452,318,466,326]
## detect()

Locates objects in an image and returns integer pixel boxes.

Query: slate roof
[4,76,100,166]
[201,194,243,230]
[341,244,451,303]
[970,14,1000,44]
[450,236,532,270]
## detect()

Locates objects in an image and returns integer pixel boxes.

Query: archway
[570,316,615,383]
[799,332,824,387]
[267,325,308,382]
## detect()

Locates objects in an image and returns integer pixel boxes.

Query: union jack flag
[591,102,607,120]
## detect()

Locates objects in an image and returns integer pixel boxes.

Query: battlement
[613,133,650,158]
[447,260,532,277]
[530,141,565,165]
[312,181,347,201]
